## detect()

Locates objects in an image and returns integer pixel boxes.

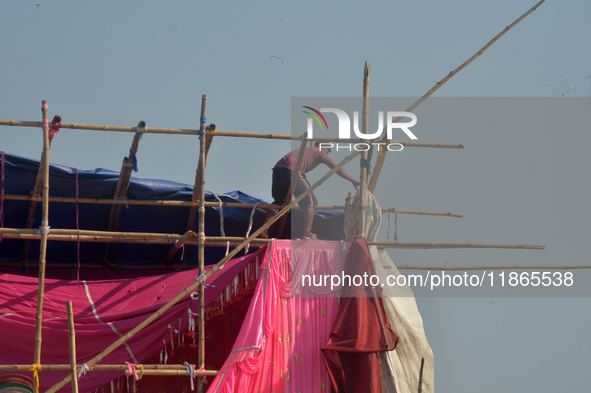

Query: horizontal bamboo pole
[3,194,462,217]
[0,228,270,246]
[396,264,591,270]
[0,228,197,242]
[2,228,544,250]
[0,364,218,376]
[0,119,463,149]
[369,242,544,250]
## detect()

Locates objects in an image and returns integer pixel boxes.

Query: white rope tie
[77,363,90,379]
[244,202,262,253]
[212,192,225,237]
[38,220,50,235]
[184,362,196,391]
[195,272,207,284]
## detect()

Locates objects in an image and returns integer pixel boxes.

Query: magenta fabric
[208,240,347,393]
[0,246,266,393]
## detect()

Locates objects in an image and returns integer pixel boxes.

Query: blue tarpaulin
[0,153,344,272]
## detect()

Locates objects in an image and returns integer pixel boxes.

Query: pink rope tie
[196,366,207,377]
[125,361,142,381]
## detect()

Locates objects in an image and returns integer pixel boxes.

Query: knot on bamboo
[28,364,42,389]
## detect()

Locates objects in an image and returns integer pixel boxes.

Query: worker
[272,142,360,239]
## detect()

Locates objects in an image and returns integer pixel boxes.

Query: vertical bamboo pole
[32,100,50,393]
[358,62,370,238]
[67,301,79,393]
[197,95,207,393]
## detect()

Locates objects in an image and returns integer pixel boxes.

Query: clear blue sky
[1,1,590,392]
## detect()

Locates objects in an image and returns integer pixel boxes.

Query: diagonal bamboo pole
[169,126,215,268]
[32,101,50,393]
[367,0,546,193]
[44,148,361,393]
[104,121,146,266]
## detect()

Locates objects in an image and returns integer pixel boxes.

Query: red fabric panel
[321,239,399,393]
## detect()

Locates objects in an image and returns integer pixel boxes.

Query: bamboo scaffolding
[105,121,146,266]
[67,301,79,393]
[2,193,463,217]
[0,119,462,149]
[367,0,546,193]
[3,6,548,386]
[32,101,50,393]
[45,146,362,393]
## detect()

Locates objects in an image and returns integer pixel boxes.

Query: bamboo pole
[173,111,214,269]
[44,148,362,393]
[0,227,197,241]
[32,100,50,393]
[2,193,463,217]
[6,261,588,271]
[0,231,545,250]
[359,62,370,238]
[0,231,271,247]
[0,364,218,376]
[105,121,146,266]
[368,241,544,250]
[0,120,463,149]
[19,118,53,269]
[67,301,79,393]
[367,0,546,193]
[197,95,208,393]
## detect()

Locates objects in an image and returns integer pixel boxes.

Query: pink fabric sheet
[208,240,349,393]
